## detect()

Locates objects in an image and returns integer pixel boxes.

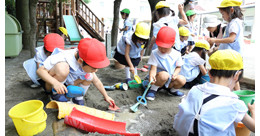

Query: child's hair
[43,46,52,54]
[187,14,196,21]
[120,12,129,18]
[153,7,175,22]
[209,69,243,80]
[219,6,243,21]
[184,0,193,7]
[191,47,207,60]
[131,33,149,48]
[76,51,88,66]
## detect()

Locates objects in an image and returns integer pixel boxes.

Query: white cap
[203,15,221,28]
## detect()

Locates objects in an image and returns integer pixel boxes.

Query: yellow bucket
[8,100,47,136]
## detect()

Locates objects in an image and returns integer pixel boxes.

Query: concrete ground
[5,43,256,136]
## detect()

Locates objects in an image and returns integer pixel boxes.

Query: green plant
[5,0,16,16]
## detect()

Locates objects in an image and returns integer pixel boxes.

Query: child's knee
[156,71,170,82]
[177,75,186,86]
[51,62,70,80]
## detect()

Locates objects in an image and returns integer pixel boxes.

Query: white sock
[170,88,177,92]
[150,85,159,91]
[79,84,90,95]
[75,96,84,100]
[125,67,131,79]
[134,67,138,75]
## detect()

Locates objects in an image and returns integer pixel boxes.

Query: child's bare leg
[168,75,186,89]
[234,81,240,91]
[154,71,170,87]
[45,62,70,92]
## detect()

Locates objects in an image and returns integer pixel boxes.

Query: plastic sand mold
[46,101,115,120]
[64,108,140,136]
[134,75,142,84]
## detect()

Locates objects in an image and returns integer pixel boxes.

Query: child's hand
[172,74,178,81]
[207,38,215,45]
[129,66,135,75]
[104,96,114,106]
[149,75,156,84]
[53,82,68,94]
[178,4,184,11]
[248,102,255,118]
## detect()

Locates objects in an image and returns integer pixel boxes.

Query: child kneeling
[174,49,255,135]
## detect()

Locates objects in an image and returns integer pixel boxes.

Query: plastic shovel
[130,79,153,113]
[108,101,120,112]
[134,74,142,84]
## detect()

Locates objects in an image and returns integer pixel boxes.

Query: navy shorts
[187,41,195,46]
[113,48,141,67]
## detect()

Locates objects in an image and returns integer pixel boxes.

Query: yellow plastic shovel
[134,74,142,84]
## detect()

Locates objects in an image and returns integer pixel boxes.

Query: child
[179,40,210,89]
[119,8,133,35]
[207,0,244,90]
[23,33,65,88]
[203,15,226,56]
[149,1,188,50]
[146,26,186,101]
[174,26,190,55]
[114,22,150,83]
[36,38,115,106]
[185,10,196,53]
[173,49,255,135]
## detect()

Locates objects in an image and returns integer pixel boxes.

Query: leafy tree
[83,0,91,4]
[5,0,16,16]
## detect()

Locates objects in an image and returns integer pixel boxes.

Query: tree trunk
[16,0,31,50]
[29,0,38,57]
[111,0,122,47]
[144,0,162,56]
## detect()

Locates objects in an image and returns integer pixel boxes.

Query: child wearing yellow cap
[179,40,209,88]
[174,26,190,55]
[23,33,65,88]
[146,26,186,100]
[207,0,244,91]
[114,22,150,83]
[174,49,255,135]
[36,38,115,106]
[148,1,188,50]
[119,8,133,35]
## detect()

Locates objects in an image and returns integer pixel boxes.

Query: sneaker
[167,89,184,97]
[146,89,157,101]
[125,78,132,84]
[72,98,84,105]
[30,83,40,88]
[50,94,68,102]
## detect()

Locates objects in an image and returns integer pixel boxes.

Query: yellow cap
[195,40,210,50]
[217,0,242,8]
[155,1,170,10]
[209,49,243,70]
[134,22,150,39]
[179,26,190,36]
[59,27,68,37]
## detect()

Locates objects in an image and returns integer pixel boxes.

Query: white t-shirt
[34,46,48,64]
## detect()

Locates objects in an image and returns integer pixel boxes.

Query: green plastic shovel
[130,79,153,113]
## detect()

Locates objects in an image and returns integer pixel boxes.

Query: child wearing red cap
[36,38,115,106]
[23,33,65,88]
[146,26,186,101]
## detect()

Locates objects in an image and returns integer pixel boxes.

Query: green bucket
[233,90,255,107]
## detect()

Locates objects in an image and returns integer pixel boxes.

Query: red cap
[78,38,110,69]
[43,33,65,52]
[156,26,176,48]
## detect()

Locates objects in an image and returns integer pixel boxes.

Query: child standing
[119,8,133,35]
[174,26,190,55]
[185,10,196,53]
[207,0,244,90]
[146,26,186,101]
[36,38,115,106]
[23,33,65,88]
[114,22,150,83]
[149,1,188,50]
[174,49,255,136]
[179,40,210,89]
